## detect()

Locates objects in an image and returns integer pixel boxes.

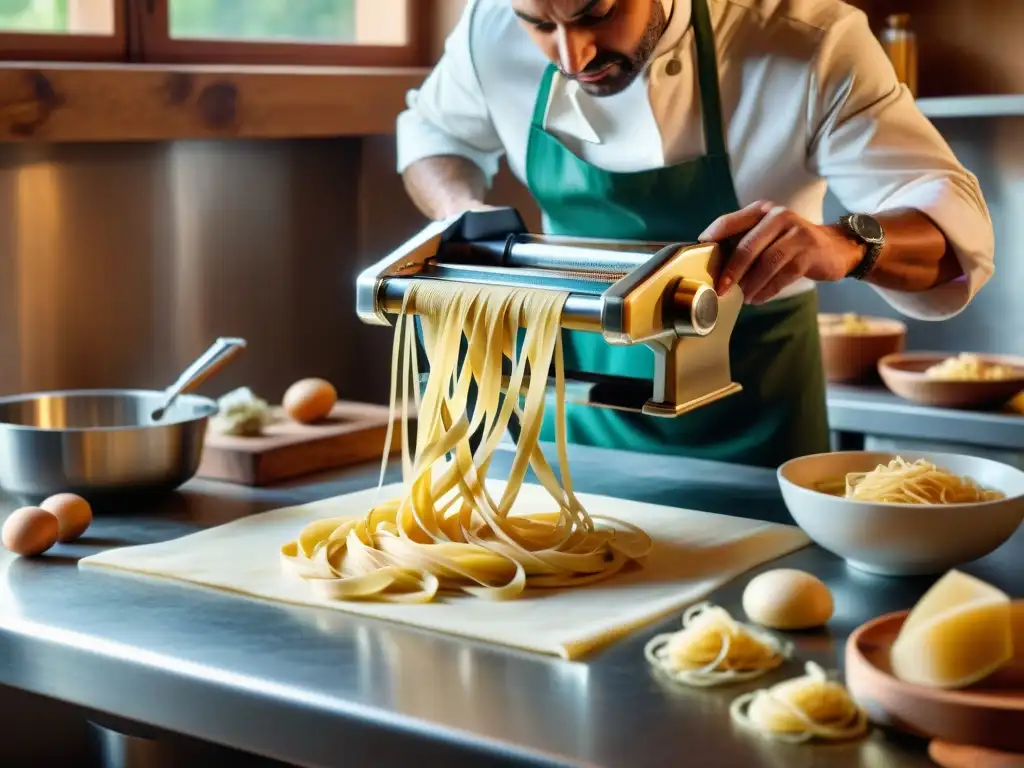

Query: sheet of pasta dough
[79,482,810,659]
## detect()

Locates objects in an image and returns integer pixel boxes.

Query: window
[170,0,360,45]
[139,0,425,66]
[0,0,426,65]
[0,0,125,60]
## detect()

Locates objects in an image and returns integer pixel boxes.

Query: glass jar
[881,13,919,97]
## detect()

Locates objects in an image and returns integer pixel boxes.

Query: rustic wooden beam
[0,63,429,143]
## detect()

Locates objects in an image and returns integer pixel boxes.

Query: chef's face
[512,0,667,96]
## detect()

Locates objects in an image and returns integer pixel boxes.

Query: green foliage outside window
[169,0,356,44]
[0,0,68,33]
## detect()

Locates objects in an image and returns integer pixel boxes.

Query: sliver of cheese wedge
[890,570,1013,690]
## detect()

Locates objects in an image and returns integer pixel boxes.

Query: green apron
[526,0,829,468]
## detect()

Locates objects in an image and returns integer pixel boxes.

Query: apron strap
[532,64,558,130]
[691,0,729,157]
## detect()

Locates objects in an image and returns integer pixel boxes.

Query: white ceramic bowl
[778,451,1024,577]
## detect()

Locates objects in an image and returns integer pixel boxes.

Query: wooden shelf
[917,95,1024,119]
[6,62,1017,144]
[0,63,430,142]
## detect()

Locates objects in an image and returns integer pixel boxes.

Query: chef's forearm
[402,155,489,220]
[832,209,964,291]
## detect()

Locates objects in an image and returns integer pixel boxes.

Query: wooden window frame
[0,0,127,62]
[134,0,431,67]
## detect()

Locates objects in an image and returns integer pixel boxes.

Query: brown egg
[2,506,59,557]
[283,378,337,424]
[40,493,93,542]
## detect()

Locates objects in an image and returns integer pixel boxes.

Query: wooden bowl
[929,740,1024,768]
[845,606,1024,753]
[878,352,1024,409]
[817,314,907,383]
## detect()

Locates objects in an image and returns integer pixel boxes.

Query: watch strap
[842,215,884,280]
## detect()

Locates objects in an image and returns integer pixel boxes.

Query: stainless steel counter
[827,383,1024,451]
[2,443,1022,768]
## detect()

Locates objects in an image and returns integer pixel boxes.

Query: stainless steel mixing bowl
[0,389,218,500]
[0,336,245,502]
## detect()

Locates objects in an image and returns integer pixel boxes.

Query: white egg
[742,569,834,630]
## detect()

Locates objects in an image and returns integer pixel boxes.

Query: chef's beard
[563,0,668,97]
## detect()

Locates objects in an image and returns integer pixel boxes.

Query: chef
[396,0,994,468]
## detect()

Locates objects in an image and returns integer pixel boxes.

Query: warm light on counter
[15,161,63,391]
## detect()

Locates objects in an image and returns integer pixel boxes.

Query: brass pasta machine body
[355,208,743,417]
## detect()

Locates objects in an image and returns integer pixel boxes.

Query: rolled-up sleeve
[806,9,995,321]
[395,0,505,185]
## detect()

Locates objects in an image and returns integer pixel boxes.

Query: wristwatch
[839,213,886,280]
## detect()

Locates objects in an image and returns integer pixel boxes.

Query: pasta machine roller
[355,207,743,417]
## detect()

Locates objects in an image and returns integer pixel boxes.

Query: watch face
[851,213,884,243]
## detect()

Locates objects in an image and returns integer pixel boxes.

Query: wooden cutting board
[197,401,405,487]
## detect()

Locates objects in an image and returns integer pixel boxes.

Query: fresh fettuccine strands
[279,281,652,602]
[729,662,869,743]
[644,603,791,687]
[844,456,1004,505]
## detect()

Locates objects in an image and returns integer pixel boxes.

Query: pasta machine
[355,207,743,417]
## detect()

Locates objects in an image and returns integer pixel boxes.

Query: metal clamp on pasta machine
[355,207,743,417]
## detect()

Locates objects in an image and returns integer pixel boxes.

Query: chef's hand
[699,201,866,304]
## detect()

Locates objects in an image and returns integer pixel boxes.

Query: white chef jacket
[396,0,994,320]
